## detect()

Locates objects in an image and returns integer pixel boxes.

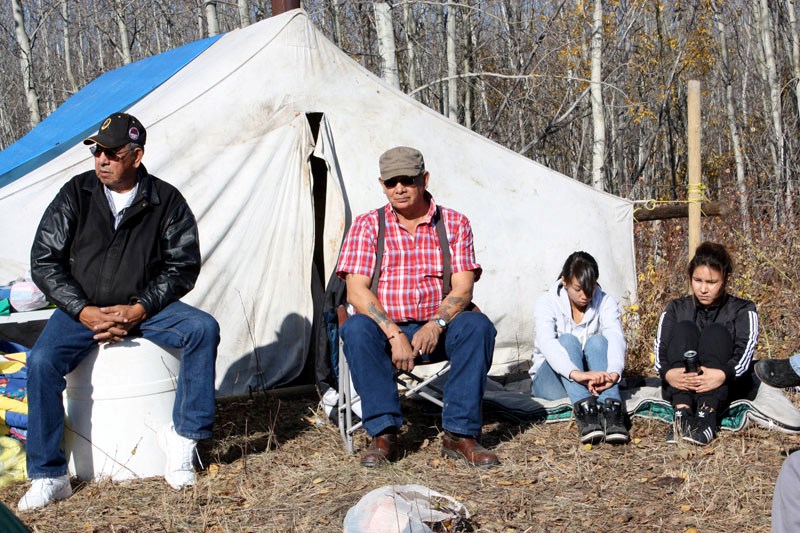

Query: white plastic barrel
[64,338,181,481]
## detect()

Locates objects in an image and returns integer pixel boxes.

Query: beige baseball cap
[379,146,425,180]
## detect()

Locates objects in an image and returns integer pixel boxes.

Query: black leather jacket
[30,165,201,319]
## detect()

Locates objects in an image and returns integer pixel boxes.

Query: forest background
[2,0,800,384]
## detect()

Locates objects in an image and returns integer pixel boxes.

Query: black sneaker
[666,407,693,444]
[573,397,604,444]
[755,358,800,389]
[683,406,717,446]
[601,398,630,444]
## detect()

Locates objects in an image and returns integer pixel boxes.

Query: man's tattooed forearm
[367,302,393,328]
[437,296,467,321]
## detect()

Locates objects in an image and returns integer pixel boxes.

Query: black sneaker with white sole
[601,398,630,444]
[666,406,693,444]
[573,397,604,444]
[683,406,717,446]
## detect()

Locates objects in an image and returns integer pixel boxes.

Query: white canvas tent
[0,9,637,396]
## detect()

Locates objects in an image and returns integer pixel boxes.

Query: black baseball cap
[83,112,147,148]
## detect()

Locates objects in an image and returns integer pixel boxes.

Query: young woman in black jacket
[653,242,759,445]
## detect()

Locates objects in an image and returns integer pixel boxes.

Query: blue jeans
[26,301,219,479]
[531,333,620,404]
[340,312,495,437]
[789,354,800,377]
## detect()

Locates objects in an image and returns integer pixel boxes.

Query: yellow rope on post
[686,183,707,202]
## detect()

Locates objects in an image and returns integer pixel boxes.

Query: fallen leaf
[633,437,642,444]
[680,504,691,511]
[312,477,323,484]
[584,443,592,451]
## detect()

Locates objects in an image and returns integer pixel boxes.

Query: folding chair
[336,306,452,453]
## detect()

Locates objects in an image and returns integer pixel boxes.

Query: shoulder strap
[370,206,451,297]
[435,208,452,296]
[370,209,385,295]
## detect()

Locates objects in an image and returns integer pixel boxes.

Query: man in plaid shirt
[337,146,499,468]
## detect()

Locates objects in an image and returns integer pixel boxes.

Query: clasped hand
[78,303,147,344]
[389,322,442,373]
[570,370,619,396]
[665,367,726,394]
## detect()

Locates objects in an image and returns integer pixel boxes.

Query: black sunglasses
[90,145,130,161]
[382,175,420,188]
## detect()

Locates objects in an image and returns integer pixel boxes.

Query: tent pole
[687,80,702,265]
[272,0,300,15]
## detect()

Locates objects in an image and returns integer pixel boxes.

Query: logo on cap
[101,118,112,130]
[128,127,140,141]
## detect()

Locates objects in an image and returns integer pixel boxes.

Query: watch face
[435,318,447,328]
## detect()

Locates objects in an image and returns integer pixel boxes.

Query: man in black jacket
[18,113,219,511]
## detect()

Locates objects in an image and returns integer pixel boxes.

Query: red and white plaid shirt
[336,197,481,322]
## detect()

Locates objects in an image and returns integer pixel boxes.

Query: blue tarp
[0,35,222,189]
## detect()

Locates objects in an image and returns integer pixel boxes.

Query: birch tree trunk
[403,1,417,93]
[331,0,343,47]
[789,0,800,116]
[373,1,400,90]
[152,2,163,54]
[759,0,787,218]
[11,0,41,126]
[446,1,458,121]
[590,0,605,190]
[717,15,750,235]
[115,0,133,64]
[462,1,474,129]
[94,6,106,72]
[238,0,252,28]
[205,1,220,37]
[61,0,77,94]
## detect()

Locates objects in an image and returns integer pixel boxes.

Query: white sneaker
[157,424,197,489]
[17,474,72,511]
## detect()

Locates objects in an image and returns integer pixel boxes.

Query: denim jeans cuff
[442,424,479,438]
[364,414,404,437]
[175,429,213,440]
[27,469,69,480]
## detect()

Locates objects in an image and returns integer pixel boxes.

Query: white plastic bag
[343,484,470,533]
[9,281,48,312]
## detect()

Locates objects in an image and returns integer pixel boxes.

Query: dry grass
[7,388,799,532]
[7,211,800,531]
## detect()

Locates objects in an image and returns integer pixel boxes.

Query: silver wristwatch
[432,317,448,330]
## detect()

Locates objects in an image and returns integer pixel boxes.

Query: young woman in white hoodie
[530,251,629,444]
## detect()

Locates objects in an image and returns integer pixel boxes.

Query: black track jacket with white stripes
[654,293,759,383]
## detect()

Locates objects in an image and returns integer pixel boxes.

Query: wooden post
[687,81,702,261]
[272,0,300,16]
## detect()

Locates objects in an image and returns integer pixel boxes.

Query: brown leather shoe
[441,432,500,468]
[360,434,399,467]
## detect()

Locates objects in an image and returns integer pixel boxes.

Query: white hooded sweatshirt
[529,280,626,382]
